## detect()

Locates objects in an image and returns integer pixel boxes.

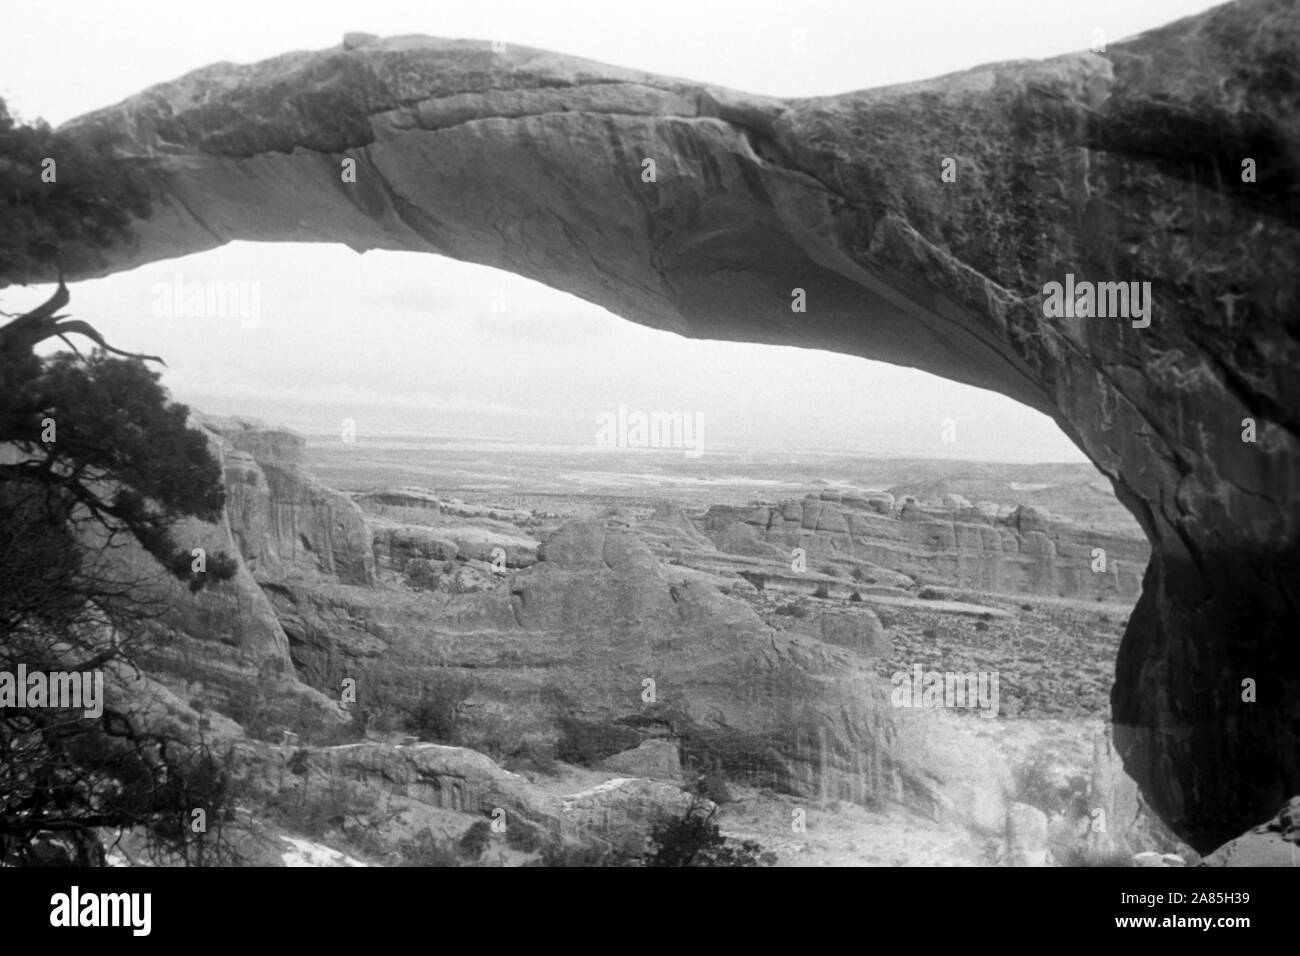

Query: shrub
[505,822,545,854]
[405,558,441,591]
[407,697,457,742]
[851,566,876,584]
[918,587,942,600]
[739,570,767,591]
[774,603,808,619]
[401,829,461,867]
[268,778,377,841]
[975,620,990,631]
[812,584,830,599]
[457,820,492,860]
[849,590,863,602]
[645,798,776,867]
[1013,757,1071,814]
[406,671,474,743]
[0,96,153,277]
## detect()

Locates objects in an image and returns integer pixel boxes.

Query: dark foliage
[0,97,151,280]
[401,828,461,867]
[405,671,474,743]
[457,820,492,860]
[0,286,242,864]
[0,350,236,592]
[645,798,776,867]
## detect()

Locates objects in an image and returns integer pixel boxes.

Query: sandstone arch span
[4,0,1298,853]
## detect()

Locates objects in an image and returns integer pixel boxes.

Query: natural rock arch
[4,0,1297,853]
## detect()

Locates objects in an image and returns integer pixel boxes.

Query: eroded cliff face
[8,0,1298,850]
[74,417,1178,863]
[114,418,349,729]
[695,492,1148,600]
[224,459,1018,836]
[210,417,376,588]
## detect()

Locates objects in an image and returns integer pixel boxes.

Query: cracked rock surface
[7,0,1298,852]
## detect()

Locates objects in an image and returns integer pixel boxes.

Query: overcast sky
[2,0,1218,461]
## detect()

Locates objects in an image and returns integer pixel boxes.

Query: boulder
[816,608,889,657]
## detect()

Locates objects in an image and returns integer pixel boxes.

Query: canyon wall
[197,421,1019,836]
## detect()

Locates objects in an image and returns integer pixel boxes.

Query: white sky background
[1,0,1220,461]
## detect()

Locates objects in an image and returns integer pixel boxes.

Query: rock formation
[109,417,351,731]
[4,0,1297,851]
[694,492,1147,599]
[308,741,697,855]
[174,420,1015,837]
[212,417,377,587]
[1201,796,1300,866]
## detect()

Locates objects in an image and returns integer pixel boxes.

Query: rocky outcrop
[356,517,1013,833]
[694,492,1147,599]
[208,417,376,587]
[111,416,376,724]
[193,417,387,689]
[370,526,460,569]
[359,489,540,575]
[309,741,695,854]
[812,608,889,656]
[193,423,1013,834]
[215,454,1015,836]
[94,418,351,731]
[10,0,1299,851]
[1200,796,1300,866]
[601,739,684,782]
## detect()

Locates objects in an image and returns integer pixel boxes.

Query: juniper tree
[0,276,239,865]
